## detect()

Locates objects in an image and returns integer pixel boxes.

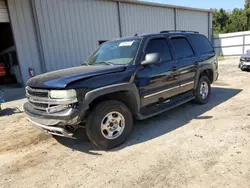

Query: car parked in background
[239,50,250,71]
[24,30,218,149]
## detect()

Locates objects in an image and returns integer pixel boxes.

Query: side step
[137,91,195,120]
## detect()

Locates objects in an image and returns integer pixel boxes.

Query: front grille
[242,57,250,62]
[30,101,48,110]
[26,87,49,98]
[26,87,49,111]
[27,90,48,98]
[26,87,77,113]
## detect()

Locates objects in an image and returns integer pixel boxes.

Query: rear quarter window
[188,34,214,55]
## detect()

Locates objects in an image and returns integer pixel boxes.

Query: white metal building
[0,0,212,85]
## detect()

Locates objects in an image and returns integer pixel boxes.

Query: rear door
[169,36,199,94]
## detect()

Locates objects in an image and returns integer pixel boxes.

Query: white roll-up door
[0,0,9,23]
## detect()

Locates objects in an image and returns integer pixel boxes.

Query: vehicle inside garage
[0,23,20,85]
[0,0,21,86]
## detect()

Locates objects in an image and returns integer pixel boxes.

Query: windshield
[84,39,141,66]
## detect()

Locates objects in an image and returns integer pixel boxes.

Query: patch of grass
[217,55,225,61]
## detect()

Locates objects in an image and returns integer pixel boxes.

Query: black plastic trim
[83,83,140,113]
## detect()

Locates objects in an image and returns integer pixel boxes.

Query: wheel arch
[195,68,214,89]
[84,83,140,116]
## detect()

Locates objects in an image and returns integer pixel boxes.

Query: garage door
[0,0,9,23]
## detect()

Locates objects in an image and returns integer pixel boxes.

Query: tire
[193,76,211,104]
[241,68,247,71]
[86,100,133,149]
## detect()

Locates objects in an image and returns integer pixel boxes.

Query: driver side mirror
[141,53,161,66]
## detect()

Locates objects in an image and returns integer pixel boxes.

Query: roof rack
[160,30,199,34]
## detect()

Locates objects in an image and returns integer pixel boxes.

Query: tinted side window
[170,37,194,59]
[145,38,172,61]
[188,34,214,54]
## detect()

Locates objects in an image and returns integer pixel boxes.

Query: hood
[27,65,126,89]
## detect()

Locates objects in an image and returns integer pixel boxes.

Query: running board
[136,92,195,120]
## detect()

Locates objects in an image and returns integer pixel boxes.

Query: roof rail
[160,30,199,34]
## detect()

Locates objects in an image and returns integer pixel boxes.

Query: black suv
[24,31,218,149]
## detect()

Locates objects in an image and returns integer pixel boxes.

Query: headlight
[241,57,245,61]
[50,89,77,99]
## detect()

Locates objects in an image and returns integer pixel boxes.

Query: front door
[169,36,198,93]
[136,37,179,107]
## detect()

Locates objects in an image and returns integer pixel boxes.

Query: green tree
[245,0,250,8]
[213,6,249,34]
[245,0,250,29]
[212,8,230,34]
[225,8,247,33]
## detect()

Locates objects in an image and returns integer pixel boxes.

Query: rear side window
[188,34,214,54]
[170,37,194,59]
[145,38,172,61]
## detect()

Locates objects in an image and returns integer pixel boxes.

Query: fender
[194,64,215,89]
[82,83,141,113]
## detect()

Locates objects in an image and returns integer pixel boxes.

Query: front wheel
[86,100,133,149]
[241,68,247,71]
[193,76,211,104]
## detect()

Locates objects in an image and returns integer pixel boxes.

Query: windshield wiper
[98,61,114,66]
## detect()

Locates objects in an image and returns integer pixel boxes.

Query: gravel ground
[0,58,249,188]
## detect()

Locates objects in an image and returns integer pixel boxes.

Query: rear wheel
[194,76,211,104]
[86,100,133,149]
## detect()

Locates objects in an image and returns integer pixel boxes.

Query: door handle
[172,66,177,71]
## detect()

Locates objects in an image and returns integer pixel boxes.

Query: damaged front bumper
[27,116,74,138]
[24,87,87,138]
[24,102,85,138]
